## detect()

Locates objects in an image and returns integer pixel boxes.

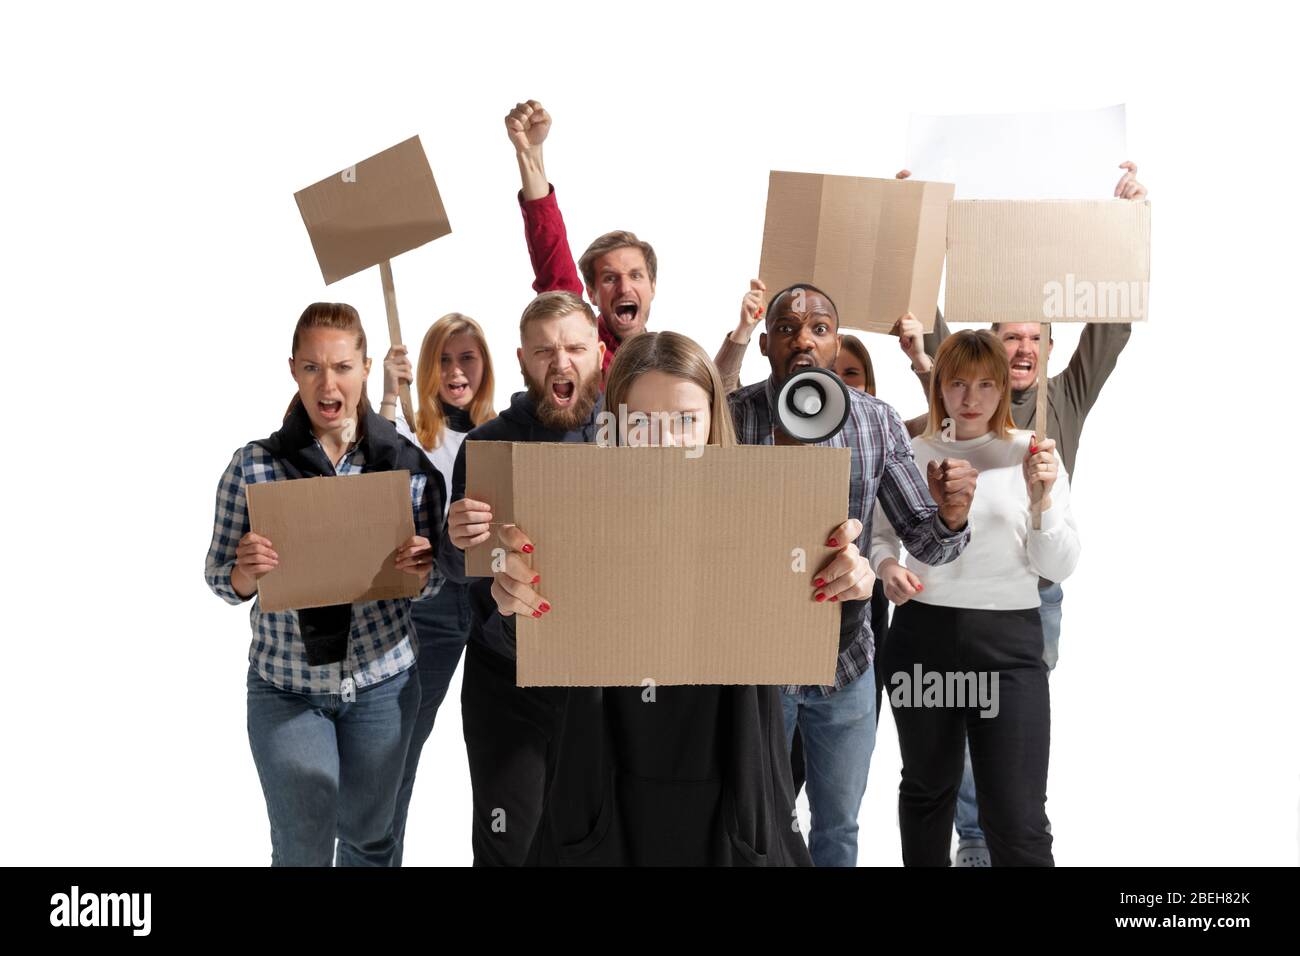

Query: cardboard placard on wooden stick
[944,198,1151,526]
[758,171,953,333]
[463,442,850,687]
[246,471,420,613]
[294,135,452,426]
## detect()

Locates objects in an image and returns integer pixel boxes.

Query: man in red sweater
[505,99,656,381]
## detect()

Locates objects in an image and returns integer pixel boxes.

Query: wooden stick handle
[379,259,417,427]
[1031,322,1049,531]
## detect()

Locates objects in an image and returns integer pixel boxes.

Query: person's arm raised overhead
[1056,161,1147,422]
[506,99,583,295]
[715,279,766,393]
[896,170,950,363]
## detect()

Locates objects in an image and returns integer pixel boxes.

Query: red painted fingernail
[531,575,540,584]
[815,592,827,603]
[1030,445,1038,454]
[814,578,826,588]
[532,610,542,618]
[827,538,838,547]
[830,596,838,602]
[522,544,534,554]
[916,584,924,592]
[539,602,551,613]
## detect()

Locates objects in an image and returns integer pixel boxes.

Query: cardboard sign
[246,471,420,613]
[465,442,850,687]
[758,171,953,333]
[294,136,451,285]
[945,199,1151,324]
[906,105,1128,199]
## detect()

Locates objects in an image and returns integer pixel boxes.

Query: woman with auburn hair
[871,330,1080,866]
[482,330,814,866]
[204,303,442,866]
[376,312,496,865]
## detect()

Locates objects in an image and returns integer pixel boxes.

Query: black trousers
[881,600,1053,867]
[460,639,564,866]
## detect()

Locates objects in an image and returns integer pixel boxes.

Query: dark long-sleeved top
[438,390,603,661]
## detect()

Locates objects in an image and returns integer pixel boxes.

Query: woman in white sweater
[375,312,497,865]
[871,329,1079,867]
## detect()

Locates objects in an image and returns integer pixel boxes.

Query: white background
[3,0,1296,866]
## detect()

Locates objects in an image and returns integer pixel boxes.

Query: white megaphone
[775,366,851,443]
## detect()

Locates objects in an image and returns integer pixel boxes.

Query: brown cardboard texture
[758,171,954,333]
[945,199,1151,324]
[465,442,850,686]
[295,136,451,285]
[247,471,420,613]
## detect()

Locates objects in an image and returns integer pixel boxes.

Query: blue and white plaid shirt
[729,378,969,694]
[205,440,438,697]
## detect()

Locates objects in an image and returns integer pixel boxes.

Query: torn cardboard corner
[944,199,1151,324]
[294,135,451,285]
[465,441,850,687]
[247,471,420,614]
[758,171,954,334]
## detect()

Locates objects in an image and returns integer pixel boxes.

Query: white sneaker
[955,839,991,867]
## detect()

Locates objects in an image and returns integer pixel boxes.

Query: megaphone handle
[379,259,417,427]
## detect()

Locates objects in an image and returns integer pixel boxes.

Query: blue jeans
[246,662,419,866]
[781,663,877,867]
[389,581,472,866]
[956,581,1063,843]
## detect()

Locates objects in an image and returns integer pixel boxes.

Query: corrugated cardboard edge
[465,441,517,577]
[293,135,452,285]
[907,181,955,331]
[512,444,849,687]
[246,472,420,613]
[945,199,1151,324]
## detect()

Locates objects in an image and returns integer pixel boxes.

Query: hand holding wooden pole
[379,259,416,427]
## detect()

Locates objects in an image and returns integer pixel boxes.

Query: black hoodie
[437,390,603,661]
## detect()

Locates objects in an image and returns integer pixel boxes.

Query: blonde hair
[413,313,496,451]
[602,331,736,448]
[519,290,596,333]
[578,230,658,288]
[924,329,1017,440]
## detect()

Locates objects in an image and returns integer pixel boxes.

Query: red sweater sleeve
[518,185,583,296]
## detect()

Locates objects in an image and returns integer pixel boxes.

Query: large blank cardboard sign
[758,171,954,333]
[945,199,1151,324]
[294,135,450,285]
[465,442,850,687]
[246,471,420,613]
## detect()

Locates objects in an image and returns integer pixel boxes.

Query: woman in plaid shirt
[205,303,442,866]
